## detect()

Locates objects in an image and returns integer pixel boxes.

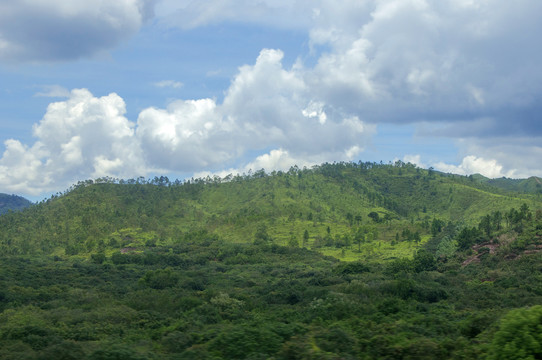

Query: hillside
[0,162,538,259]
[0,162,541,359]
[0,193,32,215]
[469,174,542,195]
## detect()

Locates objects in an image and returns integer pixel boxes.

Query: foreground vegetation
[0,162,541,359]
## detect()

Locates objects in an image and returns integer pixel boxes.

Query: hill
[0,162,539,258]
[469,174,542,195]
[0,193,32,215]
[0,162,541,359]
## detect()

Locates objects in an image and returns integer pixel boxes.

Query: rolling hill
[0,162,539,258]
[0,162,541,359]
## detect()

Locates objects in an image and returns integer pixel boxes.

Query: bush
[488,305,542,360]
[335,261,370,275]
[140,268,179,289]
[90,253,106,264]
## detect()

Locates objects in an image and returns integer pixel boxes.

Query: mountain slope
[0,162,538,258]
[0,162,541,359]
[469,174,542,194]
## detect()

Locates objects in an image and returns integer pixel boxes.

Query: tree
[288,235,299,248]
[519,203,530,221]
[355,214,362,225]
[140,268,179,289]
[254,224,271,245]
[493,211,503,231]
[479,214,492,238]
[489,305,542,360]
[456,226,481,250]
[431,218,444,237]
[368,212,380,223]
[413,249,436,272]
[354,228,365,252]
[346,212,354,226]
[303,230,309,248]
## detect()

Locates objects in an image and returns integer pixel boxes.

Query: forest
[0,161,541,359]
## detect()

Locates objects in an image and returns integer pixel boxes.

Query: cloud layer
[2,0,542,196]
[0,50,374,195]
[0,0,154,62]
[161,0,542,177]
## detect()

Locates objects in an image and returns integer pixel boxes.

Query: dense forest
[0,162,541,359]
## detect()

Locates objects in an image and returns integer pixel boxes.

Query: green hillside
[0,162,541,359]
[469,174,542,195]
[0,162,538,259]
[0,193,32,215]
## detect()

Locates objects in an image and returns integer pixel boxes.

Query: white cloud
[159,0,542,134]
[194,148,316,179]
[0,89,146,195]
[153,80,183,89]
[452,138,542,179]
[247,148,314,172]
[434,155,514,178]
[402,154,425,168]
[136,98,229,171]
[208,0,542,178]
[302,101,327,125]
[137,48,375,172]
[4,1,542,195]
[0,0,155,62]
[0,48,376,195]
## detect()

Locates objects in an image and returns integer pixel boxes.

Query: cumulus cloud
[160,1,542,137]
[137,49,374,173]
[194,148,317,180]
[0,89,146,195]
[0,0,155,62]
[433,155,515,178]
[308,1,542,127]
[402,154,426,169]
[136,97,228,171]
[3,0,542,195]
[0,50,375,195]
[452,138,542,178]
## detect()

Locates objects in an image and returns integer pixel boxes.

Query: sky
[1,0,542,201]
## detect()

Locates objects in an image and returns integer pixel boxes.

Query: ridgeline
[0,161,541,359]
[0,193,32,215]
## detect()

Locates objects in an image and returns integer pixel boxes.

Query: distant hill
[0,161,539,257]
[487,176,542,194]
[467,174,542,194]
[0,193,32,214]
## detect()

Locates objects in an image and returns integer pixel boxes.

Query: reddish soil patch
[462,242,500,267]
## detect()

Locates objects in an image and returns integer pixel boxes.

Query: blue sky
[1,1,542,200]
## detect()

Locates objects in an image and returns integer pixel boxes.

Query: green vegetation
[0,162,541,359]
[473,174,542,196]
[0,193,32,215]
